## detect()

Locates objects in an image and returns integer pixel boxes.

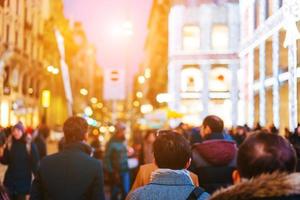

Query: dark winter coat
[0,137,39,195]
[210,172,300,200]
[34,135,47,159]
[191,138,237,193]
[30,142,105,200]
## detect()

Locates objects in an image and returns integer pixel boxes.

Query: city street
[0,0,300,199]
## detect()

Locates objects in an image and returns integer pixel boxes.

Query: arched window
[209,67,231,92]
[181,65,202,92]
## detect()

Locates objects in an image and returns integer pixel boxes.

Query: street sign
[104,68,126,100]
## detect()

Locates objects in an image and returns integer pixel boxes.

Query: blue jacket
[1,138,39,195]
[127,169,210,200]
[104,137,129,173]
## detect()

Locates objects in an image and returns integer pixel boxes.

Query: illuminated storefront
[168,0,240,127]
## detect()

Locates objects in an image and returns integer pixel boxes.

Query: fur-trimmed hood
[210,172,300,200]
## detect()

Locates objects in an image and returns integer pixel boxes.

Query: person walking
[33,123,50,159]
[104,122,130,200]
[191,115,237,193]
[30,116,105,200]
[0,122,39,200]
[210,131,300,200]
[127,130,210,200]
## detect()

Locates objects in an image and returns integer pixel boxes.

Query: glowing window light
[52,68,59,75]
[144,68,151,79]
[133,101,140,107]
[0,101,9,127]
[138,76,145,84]
[211,25,229,50]
[108,126,115,132]
[99,126,107,133]
[183,25,200,50]
[140,104,153,114]
[96,103,103,109]
[136,91,143,98]
[90,97,98,104]
[80,88,88,96]
[47,65,54,73]
[84,106,93,116]
[156,93,171,103]
[28,87,34,95]
[42,90,51,108]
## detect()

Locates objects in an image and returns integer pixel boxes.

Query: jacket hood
[210,172,300,200]
[192,140,236,166]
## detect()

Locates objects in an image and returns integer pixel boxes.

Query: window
[209,67,230,92]
[211,25,229,50]
[6,25,9,43]
[16,0,19,14]
[24,37,27,52]
[15,31,18,46]
[182,25,200,51]
[181,65,202,92]
[267,0,273,17]
[279,0,283,8]
[255,0,260,28]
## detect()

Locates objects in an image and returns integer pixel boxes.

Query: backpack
[186,187,205,200]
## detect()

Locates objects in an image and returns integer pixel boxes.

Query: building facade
[0,0,103,128]
[0,0,49,127]
[168,0,240,126]
[240,0,300,132]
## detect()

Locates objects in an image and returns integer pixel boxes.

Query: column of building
[230,62,239,126]
[247,1,255,127]
[201,10,211,119]
[272,0,280,129]
[288,34,298,131]
[259,0,266,126]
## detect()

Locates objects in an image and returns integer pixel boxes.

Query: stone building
[168,0,240,126]
[240,0,300,132]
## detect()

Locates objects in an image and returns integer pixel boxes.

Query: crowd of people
[0,115,299,199]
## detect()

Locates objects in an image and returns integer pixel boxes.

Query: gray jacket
[127,169,210,200]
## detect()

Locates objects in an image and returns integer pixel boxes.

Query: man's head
[63,116,88,144]
[201,115,224,138]
[237,131,296,179]
[154,130,191,170]
[114,122,126,140]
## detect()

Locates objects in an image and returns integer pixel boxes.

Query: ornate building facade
[168,0,240,126]
[240,0,300,132]
[0,0,49,127]
[0,0,103,128]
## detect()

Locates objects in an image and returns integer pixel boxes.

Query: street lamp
[136,91,143,98]
[138,75,145,84]
[90,97,98,104]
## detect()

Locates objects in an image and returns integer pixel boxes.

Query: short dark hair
[202,115,224,133]
[63,116,88,144]
[154,130,191,170]
[237,131,296,179]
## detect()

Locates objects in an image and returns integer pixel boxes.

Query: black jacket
[210,172,300,200]
[30,142,105,200]
[1,137,39,195]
